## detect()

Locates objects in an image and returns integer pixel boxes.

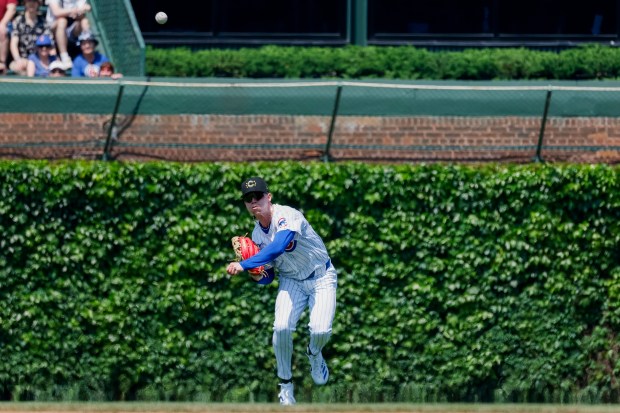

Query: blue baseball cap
[35,34,52,47]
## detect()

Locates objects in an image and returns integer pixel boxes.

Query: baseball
[155,11,168,24]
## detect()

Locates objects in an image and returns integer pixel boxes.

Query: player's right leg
[273,277,307,404]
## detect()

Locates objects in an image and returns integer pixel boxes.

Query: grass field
[0,404,618,413]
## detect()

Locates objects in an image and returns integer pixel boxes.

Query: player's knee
[273,323,293,337]
[309,322,332,337]
[309,328,331,343]
[272,324,294,348]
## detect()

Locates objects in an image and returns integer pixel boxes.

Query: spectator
[0,0,17,74]
[99,61,122,79]
[48,58,65,76]
[46,0,90,69]
[26,33,57,76]
[71,31,107,77]
[9,0,52,75]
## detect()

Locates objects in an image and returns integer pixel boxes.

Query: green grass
[0,403,619,413]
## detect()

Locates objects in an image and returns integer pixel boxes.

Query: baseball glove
[231,235,274,284]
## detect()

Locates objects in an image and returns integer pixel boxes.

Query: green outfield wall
[1,79,619,163]
[2,79,620,117]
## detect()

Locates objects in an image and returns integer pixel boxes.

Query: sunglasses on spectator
[38,45,51,49]
[242,191,265,203]
[50,68,64,74]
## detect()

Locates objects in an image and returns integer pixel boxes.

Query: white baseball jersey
[251,204,330,280]
[254,203,337,382]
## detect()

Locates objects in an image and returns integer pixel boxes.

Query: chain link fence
[1,78,619,163]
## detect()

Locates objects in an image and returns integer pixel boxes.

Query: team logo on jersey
[277,217,288,229]
[84,63,101,78]
[285,240,297,252]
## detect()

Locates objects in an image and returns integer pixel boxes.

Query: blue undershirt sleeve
[240,229,295,270]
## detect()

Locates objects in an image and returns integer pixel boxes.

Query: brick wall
[1,113,619,163]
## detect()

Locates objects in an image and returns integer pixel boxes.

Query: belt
[303,259,331,281]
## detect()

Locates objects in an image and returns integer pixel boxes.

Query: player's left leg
[306,266,337,384]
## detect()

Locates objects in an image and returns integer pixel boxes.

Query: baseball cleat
[307,346,329,385]
[278,382,296,405]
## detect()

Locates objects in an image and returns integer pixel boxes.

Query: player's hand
[226,262,243,275]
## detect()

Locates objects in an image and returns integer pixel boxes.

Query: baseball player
[226,177,338,406]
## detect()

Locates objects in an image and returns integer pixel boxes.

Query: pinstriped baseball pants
[272,265,337,381]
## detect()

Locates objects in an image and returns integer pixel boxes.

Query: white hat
[49,60,65,72]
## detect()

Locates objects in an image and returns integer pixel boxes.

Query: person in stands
[26,33,57,76]
[70,31,107,77]
[99,61,122,79]
[9,0,52,75]
[46,0,91,69]
[0,0,17,74]
[48,58,65,76]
